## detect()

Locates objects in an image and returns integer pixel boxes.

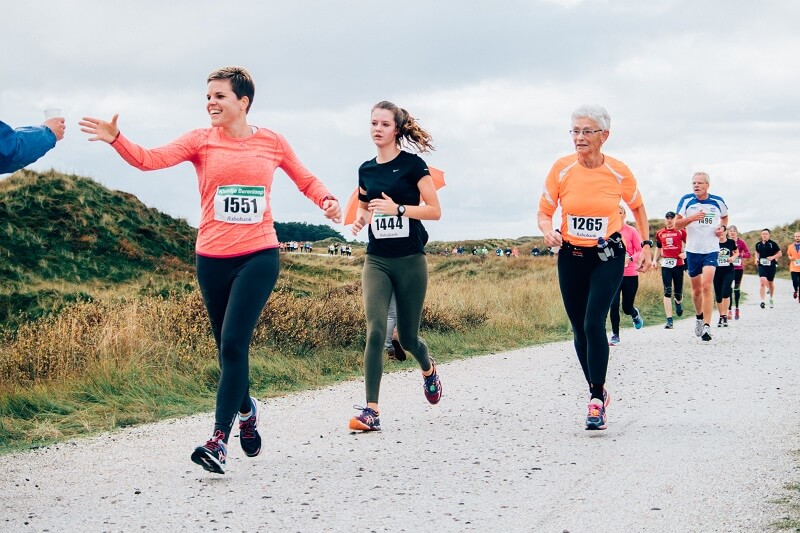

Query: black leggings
[792,272,800,291]
[713,267,734,303]
[196,248,280,441]
[661,265,685,300]
[557,241,624,391]
[610,275,639,335]
[733,269,744,307]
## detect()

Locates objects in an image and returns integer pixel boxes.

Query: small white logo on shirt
[392,169,399,172]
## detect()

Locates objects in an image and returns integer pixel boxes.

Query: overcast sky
[2,0,797,242]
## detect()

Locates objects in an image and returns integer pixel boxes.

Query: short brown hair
[207,66,255,113]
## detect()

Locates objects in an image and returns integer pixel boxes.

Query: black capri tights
[196,248,280,441]
[610,275,639,335]
[733,269,744,307]
[557,242,624,389]
[661,265,685,300]
[713,266,734,303]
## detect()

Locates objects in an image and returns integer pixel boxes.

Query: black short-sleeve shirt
[717,238,737,269]
[755,239,781,267]
[358,150,430,258]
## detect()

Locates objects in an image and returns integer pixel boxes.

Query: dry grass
[0,252,681,451]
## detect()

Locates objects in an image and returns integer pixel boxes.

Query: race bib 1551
[214,185,266,224]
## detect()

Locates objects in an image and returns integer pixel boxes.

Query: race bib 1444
[371,213,409,239]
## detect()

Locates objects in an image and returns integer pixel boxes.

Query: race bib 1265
[566,215,608,240]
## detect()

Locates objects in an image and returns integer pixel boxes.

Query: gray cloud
[2,0,798,243]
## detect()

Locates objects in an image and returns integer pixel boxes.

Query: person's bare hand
[368,192,397,216]
[79,114,120,143]
[322,198,342,224]
[543,230,562,247]
[351,215,367,236]
[44,117,65,141]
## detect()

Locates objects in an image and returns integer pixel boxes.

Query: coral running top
[111,127,333,257]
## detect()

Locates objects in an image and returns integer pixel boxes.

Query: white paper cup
[43,108,62,119]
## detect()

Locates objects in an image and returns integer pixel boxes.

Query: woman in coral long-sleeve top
[81,67,341,474]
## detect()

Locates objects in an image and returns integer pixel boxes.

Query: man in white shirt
[674,172,728,341]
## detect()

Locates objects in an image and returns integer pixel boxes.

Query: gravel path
[2,275,798,532]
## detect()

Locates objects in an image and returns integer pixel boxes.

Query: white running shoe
[695,318,703,337]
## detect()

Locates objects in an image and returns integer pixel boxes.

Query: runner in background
[80,67,341,474]
[652,211,687,329]
[755,228,782,308]
[384,292,406,361]
[608,205,644,345]
[788,232,800,303]
[713,225,738,327]
[674,172,728,342]
[349,101,442,432]
[727,225,750,320]
[538,104,651,431]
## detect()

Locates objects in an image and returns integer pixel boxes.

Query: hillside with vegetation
[0,170,197,327]
[0,170,347,328]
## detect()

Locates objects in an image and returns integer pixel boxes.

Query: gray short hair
[693,171,710,184]
[571,105,611,131]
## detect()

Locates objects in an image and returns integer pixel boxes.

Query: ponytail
[372,101,435,153]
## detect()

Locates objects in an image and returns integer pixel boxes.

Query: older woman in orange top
[538,105,651,431]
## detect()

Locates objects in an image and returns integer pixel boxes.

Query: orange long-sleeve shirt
[538,154,643,247]
[111,127,333,257]
[787,242,800,273]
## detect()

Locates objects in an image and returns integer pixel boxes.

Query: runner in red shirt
[652,211,687,329]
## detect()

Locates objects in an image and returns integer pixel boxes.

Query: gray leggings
[362,253,432,403]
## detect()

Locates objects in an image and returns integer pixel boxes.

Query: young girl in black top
[349,101,442,431]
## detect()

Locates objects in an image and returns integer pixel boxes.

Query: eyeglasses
[569,129,603,136]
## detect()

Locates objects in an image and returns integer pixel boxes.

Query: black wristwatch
[397,205,406,216]
[641,240,653,247]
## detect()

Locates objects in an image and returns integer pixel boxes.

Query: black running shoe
[390,339,407,361]
[191,430,227,474]
[701,325,712,342]
[238,396,262,458]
